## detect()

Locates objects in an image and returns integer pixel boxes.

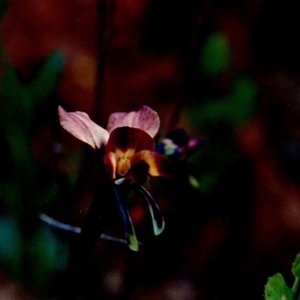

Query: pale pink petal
[58,106,109,149]
[107,106,160,137]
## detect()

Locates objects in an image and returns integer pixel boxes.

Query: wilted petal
[130,150,171,177]
[107,106,160,137]
[105,127,155,153]
[58,106,109,149]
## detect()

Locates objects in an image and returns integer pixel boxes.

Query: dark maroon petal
[105,127,155,153]
[130,150,172,177]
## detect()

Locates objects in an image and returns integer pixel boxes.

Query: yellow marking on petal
[117,157,131,176]
[115,148,135,160]
[131,150,171,177]
[114,148,135,176]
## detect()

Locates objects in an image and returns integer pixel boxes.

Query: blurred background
[1,0,300,299]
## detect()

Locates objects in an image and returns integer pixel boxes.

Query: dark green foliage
[0,5,67,295]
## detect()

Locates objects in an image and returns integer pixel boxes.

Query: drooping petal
[130,150,172,177]
[105,127,155,153]
[113,183,139,251]
[58,106,109,149]
[107,106,160,137]
[131,183,165,236]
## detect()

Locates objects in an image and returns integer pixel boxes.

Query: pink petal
[58,106,109,149]
[106,106,160,137]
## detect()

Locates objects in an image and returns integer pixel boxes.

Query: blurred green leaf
[200,31,232,76]
[0,29,65,291]
[26,52,65,107]
[196,171,217,195]
[292,253,300,278]
[27,227,69,288]
[0,52,64,118]
[0,216,22,280]
[0,49,64,180]
[265,273,293,300]
[188,140,233,196]
[189,75,257,128]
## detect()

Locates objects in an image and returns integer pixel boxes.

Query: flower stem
[293,277,300,300]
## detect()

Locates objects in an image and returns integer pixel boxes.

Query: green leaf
[189,75,257,128]
[188,174,201,189]
[0,216,22,278]
[291,253,300,294]
[127,229,139,252]
[200,31,232,76]
[27,227,69,288]
[26,52,65,104]
[0,51,64,172]
[1,52,64,116]
[265,273,293,300]
[292,253,300,278]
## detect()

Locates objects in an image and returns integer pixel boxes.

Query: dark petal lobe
[131,183,165,236]
[113,184,139,251]
[106,127,155,153]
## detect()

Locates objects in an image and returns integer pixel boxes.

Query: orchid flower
[57,105,171,251]
[58,105,170,183]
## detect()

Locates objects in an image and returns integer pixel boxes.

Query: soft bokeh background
[1,0,300,299]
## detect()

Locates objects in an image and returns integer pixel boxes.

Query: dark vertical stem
[95,0,115,123]
[63,178,114,299]
[95,0,107,120]
[166,0,210,132]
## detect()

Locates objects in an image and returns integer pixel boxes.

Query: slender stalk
[293,277,300,300]
[95,0,115,123]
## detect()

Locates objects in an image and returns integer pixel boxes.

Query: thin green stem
[292,277,300,300]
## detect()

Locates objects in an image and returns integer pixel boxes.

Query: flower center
[115,148,135,176]
[117,157,131,176]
